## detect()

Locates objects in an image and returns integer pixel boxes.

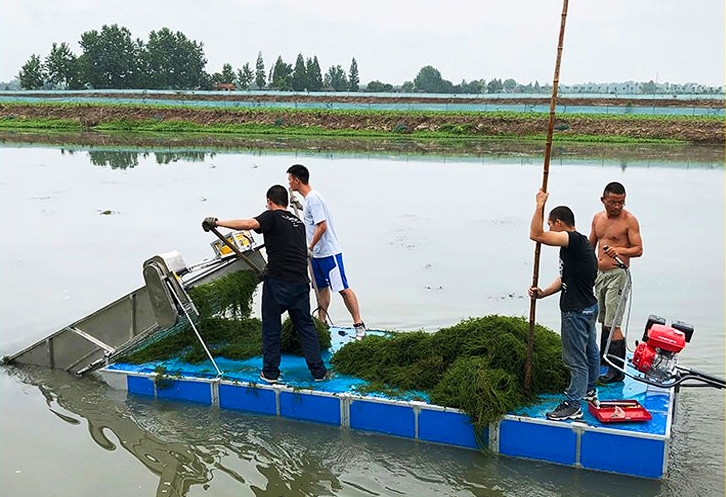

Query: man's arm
[529,276,563,299]
[588,215,599,249]
[216,218,260,231]
[624,215,643,258]
[309,220,327,250]
[529,189,569,247]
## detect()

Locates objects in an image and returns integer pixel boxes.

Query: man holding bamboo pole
[528,189,599,421]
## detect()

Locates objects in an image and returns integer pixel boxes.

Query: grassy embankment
[0,101,723,144]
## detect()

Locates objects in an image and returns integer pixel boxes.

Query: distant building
[561,81,723,95]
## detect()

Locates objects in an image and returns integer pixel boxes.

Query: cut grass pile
[332,315,569,431]
[119,269,330,364]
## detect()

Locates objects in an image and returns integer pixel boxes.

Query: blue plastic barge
[98,328,675,480]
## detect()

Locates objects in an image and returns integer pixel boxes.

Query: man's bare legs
[315,287,362,324]
[340,288,362,325]
[316,287,331,323]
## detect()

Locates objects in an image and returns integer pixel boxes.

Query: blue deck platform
[98,327,675,479]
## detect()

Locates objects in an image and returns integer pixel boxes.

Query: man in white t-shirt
[287,164,366,340]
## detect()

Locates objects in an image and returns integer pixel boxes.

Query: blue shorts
[310,253,350,292]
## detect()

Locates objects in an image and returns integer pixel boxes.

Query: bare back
[589,209,643,270]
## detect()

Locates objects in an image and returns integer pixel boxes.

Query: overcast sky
[1,0,723,87]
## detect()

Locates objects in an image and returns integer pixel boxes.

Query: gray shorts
[595,268,630,328]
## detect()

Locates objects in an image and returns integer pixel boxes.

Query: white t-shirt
[303,189,342,257]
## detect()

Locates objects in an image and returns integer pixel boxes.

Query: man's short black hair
[267,185,288,207]
[287,164,309,184]
[549,205,575,227]
[603,181,626,197]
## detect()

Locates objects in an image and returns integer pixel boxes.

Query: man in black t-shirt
[203,185,328,383]
[528,189,599,421]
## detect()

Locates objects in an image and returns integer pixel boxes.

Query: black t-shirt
[254,209,308,283]
[559,231,598,311]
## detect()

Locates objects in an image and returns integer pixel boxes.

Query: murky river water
[0,142,723,496]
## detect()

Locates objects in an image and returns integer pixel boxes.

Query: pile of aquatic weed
[330,315,569,432]
[119,269,330,364]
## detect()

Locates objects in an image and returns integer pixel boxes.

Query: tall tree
[255,52,266,89]
[348,57,359,92]
[238,63,254,90]
[44,42,80,89]
[220,63,236,85]
[305,56,323,91]
[145,28,207,90]
[324,65,348,91]
[270,56,292,90]
[291,53,307,91]
[18,54,46,90]
[79,24,144,89]
[414,65,445,93]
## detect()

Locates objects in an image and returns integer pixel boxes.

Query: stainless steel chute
[4,230,266,375]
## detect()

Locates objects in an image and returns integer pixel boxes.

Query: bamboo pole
[524,0,570,394]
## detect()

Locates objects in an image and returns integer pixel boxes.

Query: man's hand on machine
[603,245,627,268]
[202,217,218,232]
[290,197,303,211]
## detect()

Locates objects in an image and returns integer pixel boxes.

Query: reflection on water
[4,130,724,169]
[48,143,725,173]
[9,367,211,497]
[80,150,212,169]
[7,365,355,497]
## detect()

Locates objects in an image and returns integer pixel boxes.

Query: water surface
[0,144,723,496]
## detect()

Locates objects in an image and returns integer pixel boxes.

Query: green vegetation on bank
[3,99,721,121]
[0,101,721,144]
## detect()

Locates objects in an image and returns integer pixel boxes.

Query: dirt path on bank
[0,101,723,144]
[11,92,724,108]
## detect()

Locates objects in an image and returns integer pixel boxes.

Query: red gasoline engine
[632,315,693,383]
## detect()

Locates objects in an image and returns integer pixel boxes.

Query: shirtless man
[589,182,643,383]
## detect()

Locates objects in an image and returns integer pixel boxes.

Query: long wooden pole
[524,0,570,394]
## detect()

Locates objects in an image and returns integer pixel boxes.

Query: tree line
[16,25,718,95]
[17,23,554,94]
[16,24,366,92]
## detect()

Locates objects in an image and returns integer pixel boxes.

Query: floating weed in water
[331,315,569,433]
[99,209,116,215]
